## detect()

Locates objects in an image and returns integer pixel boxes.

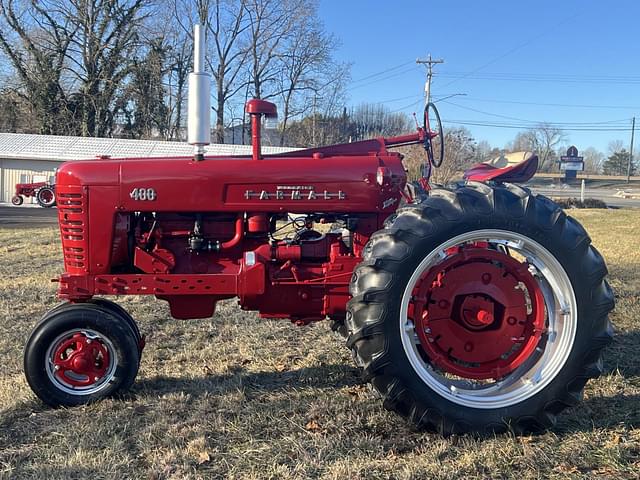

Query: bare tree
[509,123,566,172]
[144,1,192,140]
[398,127,476,185]
[63,0,149,137]
[284,102,409,148]
[0,0,346,142]
[607,139,625,155]
[0,0,75,134]
[173,0,250,143]
[165,34,192,140]
[474,140,493,163]
[119,37,170,139]
[275,13,341,145]
[243,0,295,99]
[347,103,413,141]
[582,146,604,174]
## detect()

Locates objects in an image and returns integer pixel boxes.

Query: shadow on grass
[0,363,365,477]
[0,364,637,479]
[558,393,640,433]
[134,362,364,398]
[604,329,640,378]
[0,344,637,475]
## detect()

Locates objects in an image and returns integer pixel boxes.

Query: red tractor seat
[464,151,538,183]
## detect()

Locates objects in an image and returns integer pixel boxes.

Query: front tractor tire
[346,182,614,435]
[11,195,23,206]
[24,304,140,407]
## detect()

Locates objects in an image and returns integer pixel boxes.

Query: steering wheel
[424,102,444,168]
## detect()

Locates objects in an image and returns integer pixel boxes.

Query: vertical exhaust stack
[188,24,211,161]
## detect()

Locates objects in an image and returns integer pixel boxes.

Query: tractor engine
[52,22,414,324]
[54,129,408,323]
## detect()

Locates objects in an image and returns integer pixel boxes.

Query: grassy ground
[0,209,638,479]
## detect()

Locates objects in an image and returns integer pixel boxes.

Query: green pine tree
[602,149,637,176]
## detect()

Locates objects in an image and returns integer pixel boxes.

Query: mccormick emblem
[244,185,346,201]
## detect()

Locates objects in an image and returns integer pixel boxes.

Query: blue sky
[318,0,639,153]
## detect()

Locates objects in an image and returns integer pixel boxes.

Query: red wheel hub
[52,333,110,387]
[410,247,546,380]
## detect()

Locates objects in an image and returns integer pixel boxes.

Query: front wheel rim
[399,229,577,409]
[45,329,118,396]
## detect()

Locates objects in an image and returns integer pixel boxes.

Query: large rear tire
[346,182,614,435]
[36,186,56,208]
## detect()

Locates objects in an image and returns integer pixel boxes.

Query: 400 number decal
[129,188,157,201]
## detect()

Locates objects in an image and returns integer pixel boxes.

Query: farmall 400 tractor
[24,27,614,435]
[12,181,56,207]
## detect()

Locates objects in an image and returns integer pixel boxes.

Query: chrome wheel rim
[45,329,118,396]
[399,229,577,409]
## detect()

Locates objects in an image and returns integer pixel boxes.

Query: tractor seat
[463,151,538,183]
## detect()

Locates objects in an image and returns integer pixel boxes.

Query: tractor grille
[57,186,88,273]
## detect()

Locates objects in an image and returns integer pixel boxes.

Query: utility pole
[627,116,635,182]
[416,54,444,104]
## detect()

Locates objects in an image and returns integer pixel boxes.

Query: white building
[0,133,296,203]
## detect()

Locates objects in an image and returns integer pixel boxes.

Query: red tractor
[23,28,614,435]
[12,181,56,207]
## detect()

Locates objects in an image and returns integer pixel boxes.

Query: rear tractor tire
[11,195,23,206]
[36,186,56,208]
[346,182,614,435]
[24,303,140,407]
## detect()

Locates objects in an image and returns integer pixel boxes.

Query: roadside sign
[559,160,584,171]
[558,146,583,180]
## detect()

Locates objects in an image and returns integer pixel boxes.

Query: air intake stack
[188,24,211,161]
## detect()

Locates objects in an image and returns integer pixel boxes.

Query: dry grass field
[0,209,638,479]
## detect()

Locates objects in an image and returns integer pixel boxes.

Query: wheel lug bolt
[438,300,449,309]
[464,342,473,352]
[86,339,92,344]
[481,273,491,284]
[507,316,517,326]
[54,365,60,371]
[94,376,100,382]
[424,327,431,334]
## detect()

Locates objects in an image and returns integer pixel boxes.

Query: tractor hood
[56,151,407,214]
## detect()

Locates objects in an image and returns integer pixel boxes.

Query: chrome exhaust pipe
[188,24,211,161]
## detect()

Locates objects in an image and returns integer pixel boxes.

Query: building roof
[0,133,296,162]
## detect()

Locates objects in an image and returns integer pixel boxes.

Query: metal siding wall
[1,159,61,203]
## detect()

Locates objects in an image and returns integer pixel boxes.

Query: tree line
[0,0,350,145]
[0,0,635,176]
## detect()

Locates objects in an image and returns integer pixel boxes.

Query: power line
[350,60,415,84]
[347,65,420,91]
[444,119,634,132]
[449,96,640,110]
[389,98,423,114]
[442,100,632,126]
[440,71,640,82]
[437,72,640,85]
[441,100,539,123]
[375,93,422,104]
[376,92,463,106]
[439,9,584,90]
